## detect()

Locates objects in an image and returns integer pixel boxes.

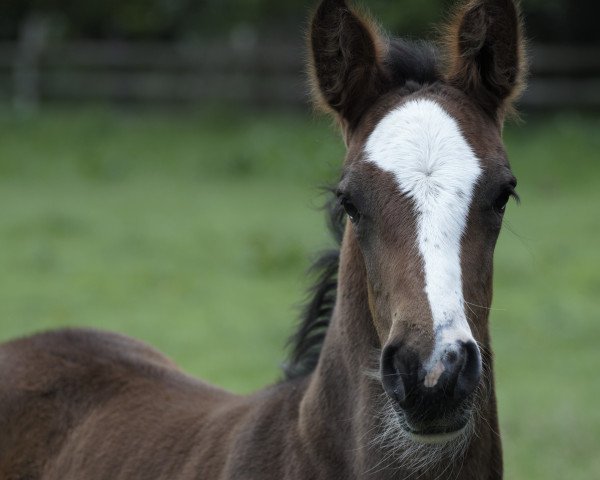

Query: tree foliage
[0,0,596,42]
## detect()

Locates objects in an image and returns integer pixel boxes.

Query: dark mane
[283,193,344,380]
[384,38,441,90]
[283,39,439,381]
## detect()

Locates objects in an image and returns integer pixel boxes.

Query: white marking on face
[423,360,445,388]
[364,99,482,382]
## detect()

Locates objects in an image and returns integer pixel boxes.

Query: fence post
[13,15,49,114]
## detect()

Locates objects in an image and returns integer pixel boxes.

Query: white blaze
[364,99,482,384]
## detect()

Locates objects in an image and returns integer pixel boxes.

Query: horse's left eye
[494,190,511,214]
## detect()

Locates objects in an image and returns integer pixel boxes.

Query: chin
[373,393,478,472]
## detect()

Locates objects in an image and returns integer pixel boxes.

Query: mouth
[404,423,469,444]
[395,409,472,445]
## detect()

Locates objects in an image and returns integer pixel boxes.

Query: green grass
[0,106,598,479]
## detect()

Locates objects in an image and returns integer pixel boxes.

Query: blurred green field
[0,107,598,478]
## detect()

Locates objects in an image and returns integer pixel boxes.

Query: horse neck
[297,226,503,479]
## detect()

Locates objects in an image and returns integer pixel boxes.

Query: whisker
[464,299,506,312]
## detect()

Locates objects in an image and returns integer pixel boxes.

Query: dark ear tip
[314,0,348,16]
[457,6,488,56]
[308,0,387,126]
[444,0,525,120]
[318,0,348,7]
[311,0,348,35]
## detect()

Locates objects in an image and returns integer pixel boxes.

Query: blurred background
[0,0,598,478]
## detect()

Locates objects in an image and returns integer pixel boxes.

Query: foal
[0,0,526,478]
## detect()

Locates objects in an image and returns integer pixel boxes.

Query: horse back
[0,328,237,479]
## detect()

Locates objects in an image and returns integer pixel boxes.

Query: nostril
[380,345,407,404]
[445,350,458,365]
[454,341,482,400]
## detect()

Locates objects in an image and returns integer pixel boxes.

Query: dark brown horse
[0,0,526,478]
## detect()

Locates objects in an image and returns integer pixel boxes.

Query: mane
[384,38,441,90]
[283,192,344,380]
[283,39,440,380]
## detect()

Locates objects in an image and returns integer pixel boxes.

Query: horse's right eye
[341,198,361,224]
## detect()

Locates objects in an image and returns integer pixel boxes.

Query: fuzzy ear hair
[309,0,389,130]
[444,0,527,122]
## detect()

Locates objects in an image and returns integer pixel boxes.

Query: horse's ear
[444,0,527,123]
[309,0,389,131]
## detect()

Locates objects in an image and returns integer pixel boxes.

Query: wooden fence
[0,37,599,110]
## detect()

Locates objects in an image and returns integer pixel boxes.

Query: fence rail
[1,39,599,109]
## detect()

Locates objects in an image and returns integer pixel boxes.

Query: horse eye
[341,197,361,223]
[494,190,511,214]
